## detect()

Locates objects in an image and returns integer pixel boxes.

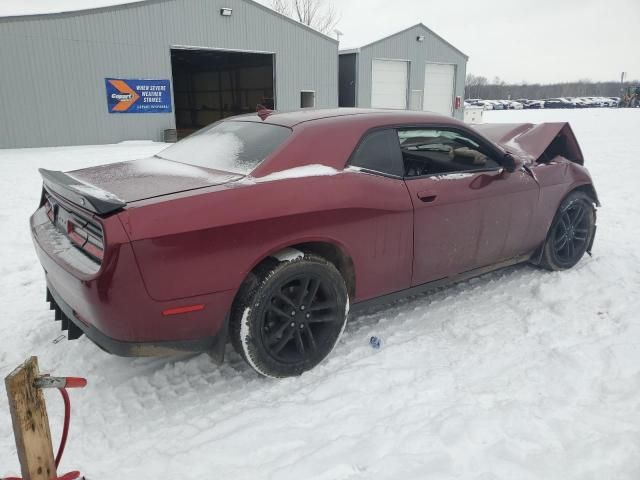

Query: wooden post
[5,357,56,480]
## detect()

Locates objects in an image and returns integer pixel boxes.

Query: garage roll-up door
[423,63,455,116]
[371,59,408,109]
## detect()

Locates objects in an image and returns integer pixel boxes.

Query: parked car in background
[544,98,576,109]
[584,97,606,107]
[525,100,545,109]
[478,96,621,110]
[570,98,589,108]
[31,108,599,377]
[578,98,596,107]
[474,100,494,110]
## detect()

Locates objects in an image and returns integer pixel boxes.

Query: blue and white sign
[105,78,172,114]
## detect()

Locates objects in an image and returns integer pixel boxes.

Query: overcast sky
[4,1,638,83]
[271,0,640,84]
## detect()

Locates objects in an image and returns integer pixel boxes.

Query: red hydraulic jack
[4,357,87,480]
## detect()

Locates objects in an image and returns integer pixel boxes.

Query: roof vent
[220,7,232,16]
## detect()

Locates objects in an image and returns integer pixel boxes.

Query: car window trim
[345,165,404,180]
[403,166,503,181]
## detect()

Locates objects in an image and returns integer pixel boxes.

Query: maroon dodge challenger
[31,109,599,377]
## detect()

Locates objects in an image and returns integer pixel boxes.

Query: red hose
[55,388,71,468]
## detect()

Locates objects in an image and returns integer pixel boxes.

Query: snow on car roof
[0,0,148,17]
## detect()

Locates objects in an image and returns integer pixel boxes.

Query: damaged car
[31,109,599,377]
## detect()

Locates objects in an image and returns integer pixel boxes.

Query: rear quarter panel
[123,171,414,303]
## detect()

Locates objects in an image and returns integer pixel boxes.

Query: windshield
[156,121,292,175]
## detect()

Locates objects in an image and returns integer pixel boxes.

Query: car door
[398,126,539,286]
[345,128,415,299]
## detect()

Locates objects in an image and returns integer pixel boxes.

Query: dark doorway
[171,48,275,138]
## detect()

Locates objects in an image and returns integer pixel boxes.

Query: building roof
[339,23,468,60]
[0,0,338,43]
[0,0,146,18]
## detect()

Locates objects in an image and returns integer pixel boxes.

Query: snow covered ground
[1,109,639,479]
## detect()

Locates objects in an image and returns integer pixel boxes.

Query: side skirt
[351,253,533,314]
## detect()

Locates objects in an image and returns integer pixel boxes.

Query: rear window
[156,121,291,175]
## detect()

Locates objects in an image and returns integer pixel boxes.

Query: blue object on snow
[369,336,382,349]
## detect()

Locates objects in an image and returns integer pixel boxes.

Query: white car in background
[600,97,618,107]
[584,97,606,107]
[571,98,589,108]
[576,97,595,107]
[487,100,505,110]
[474,100,494,110]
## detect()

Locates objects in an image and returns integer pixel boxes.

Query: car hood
[472,122,584,164]
[67,157,243,203]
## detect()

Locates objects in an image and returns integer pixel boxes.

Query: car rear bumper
[31,205,236,359]
[47,283,227,359]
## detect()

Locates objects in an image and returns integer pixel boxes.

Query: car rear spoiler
[39,168,126,215]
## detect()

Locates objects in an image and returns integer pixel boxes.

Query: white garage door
[423,63,455,115]
[371,59,408,109]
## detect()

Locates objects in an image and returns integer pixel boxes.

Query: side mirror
[503,153,517,173]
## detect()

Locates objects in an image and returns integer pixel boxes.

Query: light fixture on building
[416,35,425,42]
[220,7,233,16]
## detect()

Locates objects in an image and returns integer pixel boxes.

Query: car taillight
[45,196,55,223]
[66,214,104,261]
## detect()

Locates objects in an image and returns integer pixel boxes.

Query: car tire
[539,191,596,271]
[230,252,349,378]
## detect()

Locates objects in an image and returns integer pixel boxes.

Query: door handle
[417,191,437,203]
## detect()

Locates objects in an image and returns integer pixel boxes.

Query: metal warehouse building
[339,24,467,120]
[0,0,338,148]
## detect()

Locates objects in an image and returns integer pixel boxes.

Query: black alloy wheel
[261,273,340,364]
[540,191,596,270]
[552,202,590,265]
[231,253,348,378]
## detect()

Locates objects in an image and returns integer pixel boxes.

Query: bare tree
[271,0,339,35]
[465,75,638,100]
[465,74,488,99]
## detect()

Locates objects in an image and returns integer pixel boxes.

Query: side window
[349,129,403,177]
[397,128,500,178]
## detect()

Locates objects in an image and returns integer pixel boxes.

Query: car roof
[228,108,462,128]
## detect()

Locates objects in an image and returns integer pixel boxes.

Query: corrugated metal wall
[353,24,467,120]
[0,0,338,148]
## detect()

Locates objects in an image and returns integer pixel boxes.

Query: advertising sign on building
[105,78,172,113]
